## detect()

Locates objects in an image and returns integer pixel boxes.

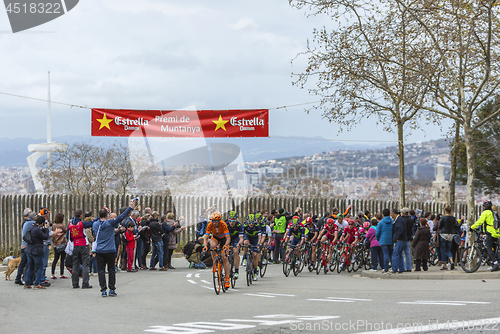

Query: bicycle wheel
[213,259,221,295]
[347,251,355,273]
[283,251,291,277]
[293,252,301,276]
[364,249,372,270]
[260,253,268,278]
[352,251,362,272]
[220,262,226,293]
[298,250,305,273]
[329,248,338,272]
[337,251,347,273]
[459,245,482,273]
[246,267,252,286]
[315,248,323,275]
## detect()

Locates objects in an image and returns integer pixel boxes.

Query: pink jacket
[366,226,380,247]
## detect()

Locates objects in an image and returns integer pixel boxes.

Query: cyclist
[203,211,231,289]
[227,210,243,279]
[286,217,305,261]
[471,200,500,271]
[332,205,351,219]
[317,218,339,269]
[240,214,261,281]
[340,218,359,249]
[304,217,319,264]
[257,211,271,265]
[335,214,348,230]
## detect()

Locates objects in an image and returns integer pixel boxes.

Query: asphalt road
[1,258,499,334]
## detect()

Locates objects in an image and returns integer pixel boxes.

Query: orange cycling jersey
[205,220,230,239]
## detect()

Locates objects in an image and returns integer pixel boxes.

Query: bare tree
[393,0,500,222]
[290,0,432,207]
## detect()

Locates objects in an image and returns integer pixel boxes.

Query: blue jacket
[375,216,394,246]
[26,225,49,256]
[392,216,408,243]
[21,220,34,247]
[93,207,132,254]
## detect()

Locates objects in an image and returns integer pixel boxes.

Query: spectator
[93,199,135,297]
[25,216,50,289]
[68,209,94,289]
[160,213,171,270]
[272,208,287,264]
[196,214,208,244]
[84,212,98,276]
[401,207,414,272]
[366,218,382,271]
[413,218,431,271]
[165,213,186,270]
[39,207,53,282]
[138,214,151,269]
[149,211,165,270]
[51,213,68,279]
[375,209,393,274]
[129,210,141,269]
[15,210,35,285]
[439,206,458,270]
[125,221,137,272]
[118,207,130,271]
[390,208,407,274]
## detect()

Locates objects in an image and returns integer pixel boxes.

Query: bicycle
[283,243,302,277]
[302,241,315,272]
[316,241,330,275]
[203,246,227,295]
[459,229,484,273]
[337,242,353,273]
[241,245,256,286]
[228,246,237,288]
[258,244,270,278]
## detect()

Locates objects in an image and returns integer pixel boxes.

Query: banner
[91,108,269,138]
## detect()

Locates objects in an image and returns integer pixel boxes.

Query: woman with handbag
[51,213,68,279]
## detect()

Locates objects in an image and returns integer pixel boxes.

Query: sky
[0,0,453,144]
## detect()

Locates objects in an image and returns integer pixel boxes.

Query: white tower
[431,164,450,203]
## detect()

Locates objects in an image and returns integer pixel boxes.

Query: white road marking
[243,293,276,298]
[187,280,197,284]
[258,292,296,297]
[146,325,211,333]
[199,285,212,290]
[295,316,340,321]
[254,314,295,318]
[201,280,211,285]
[195,273,201,278]
[174,322,254,331]
[327,297,373,301]
[355,316,500,334]
[223,319,297,326]
[307,298,354,303]
[399,300,491,306]
[186,274,192,278]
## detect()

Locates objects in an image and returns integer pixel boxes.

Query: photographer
[93,199,135,297]
[68,209,94,289]
[25,216,50,289]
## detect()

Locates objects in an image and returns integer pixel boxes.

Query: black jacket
[149,219,164,243]
[402,215,415,240]
[26,225,49,256]
[392,216,408,243]
[439,215,458,234]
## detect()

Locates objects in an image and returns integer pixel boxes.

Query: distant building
[431,165,450,203]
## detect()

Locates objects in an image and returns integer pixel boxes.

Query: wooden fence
[0,194,475,257]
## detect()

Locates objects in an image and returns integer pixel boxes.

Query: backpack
[493,210,500,230]
[23,225,35,244]
[364,235,371,249]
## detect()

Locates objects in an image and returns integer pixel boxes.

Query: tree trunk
[397,119,406,208]
[449,121,460,211]
[464,121,476,226]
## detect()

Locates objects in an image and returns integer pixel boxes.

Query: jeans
[141,240,150,267]
[72,245,90,287]
[15,248,28,282]
[439,235,453,263]
[381,245,393,271]
[370,246,384,270]
[96,252,116,292]
[392,240,406,273]
[150,240,164,269]
[25,253,44,286]
[43,245,50,279]
[192,262,206,269]
[89,254,98,273]
[403,241,412,271]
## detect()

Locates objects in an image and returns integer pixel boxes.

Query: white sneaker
[369,269,377,272]
[488,266,494,271]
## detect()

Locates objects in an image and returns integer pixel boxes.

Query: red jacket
[68,221,88,246]
[125,230,135,249]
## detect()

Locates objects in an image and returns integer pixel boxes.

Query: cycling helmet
[347,218,355,225]
[337,214,344,219]
[292,219,299,228]
[228,210,238,220]
[326,218,334,225]
[255,212,262,222]
[363,221,370,229]
[210,211,221,221]
[483,200,492,209]
[306,217,313,224]
[247,214,256,223]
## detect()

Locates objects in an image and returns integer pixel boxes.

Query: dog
[4,257,22,281]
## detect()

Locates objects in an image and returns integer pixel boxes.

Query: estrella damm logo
[4,0,79,33]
